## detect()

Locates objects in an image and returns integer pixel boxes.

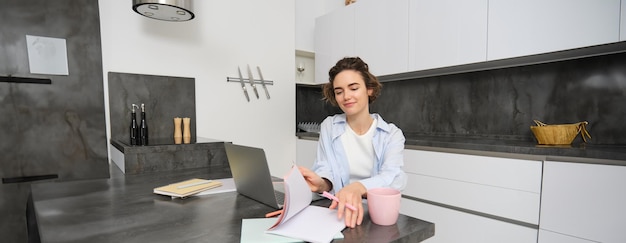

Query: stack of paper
[241,166,346,243]
[241,218,343,243]
[153,178,222,198]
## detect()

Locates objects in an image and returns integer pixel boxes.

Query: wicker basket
[530,120,591,145]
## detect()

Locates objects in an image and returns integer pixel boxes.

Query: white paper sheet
[268,206,345,243]
[26,35,69,75]
[196,178,237,196]
[265,166,346,243]
[270,166,312,226]
[241,217,343,243]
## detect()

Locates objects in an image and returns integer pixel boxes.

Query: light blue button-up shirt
[311,113,407,193]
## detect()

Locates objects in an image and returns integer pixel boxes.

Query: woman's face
[332,70,373,117]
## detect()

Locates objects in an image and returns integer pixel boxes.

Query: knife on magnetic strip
[257,66,270,99]
[247,64,259,99]
[237,66,250,102]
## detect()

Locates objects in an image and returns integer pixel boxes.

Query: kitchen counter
[28,164,435,242]
[297,132,626,166]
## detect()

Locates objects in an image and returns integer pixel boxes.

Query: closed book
[154,178,222,198]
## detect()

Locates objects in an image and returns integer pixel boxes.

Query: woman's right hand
[298,166,328,193]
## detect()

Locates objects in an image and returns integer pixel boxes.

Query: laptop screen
[224,143,283,209]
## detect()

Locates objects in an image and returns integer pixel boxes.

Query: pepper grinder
[183,117,191,144]
[174,117,182,144]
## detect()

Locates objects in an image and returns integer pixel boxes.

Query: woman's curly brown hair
[322,57,382,106]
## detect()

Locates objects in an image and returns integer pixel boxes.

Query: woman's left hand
[330,182,366,228]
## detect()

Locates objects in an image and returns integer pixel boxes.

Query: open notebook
[264,166,346,243]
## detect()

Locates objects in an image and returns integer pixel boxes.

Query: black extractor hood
[132,0,194,22]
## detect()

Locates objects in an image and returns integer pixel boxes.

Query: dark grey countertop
[29,164,435,242]
[110,137,226,153]
[297,132,626,166]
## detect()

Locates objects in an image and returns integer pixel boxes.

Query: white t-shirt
[341,119,377,184]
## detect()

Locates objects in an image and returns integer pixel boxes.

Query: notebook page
[269,166,312,228]
[268,206,345,243]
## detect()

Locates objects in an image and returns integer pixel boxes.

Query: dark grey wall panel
[0,1,108,242]
[108,72,196,145]
[0,0,108,180]
[297,52,626,145]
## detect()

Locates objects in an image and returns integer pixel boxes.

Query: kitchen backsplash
[108,72,196,145]
[296,52,626,145]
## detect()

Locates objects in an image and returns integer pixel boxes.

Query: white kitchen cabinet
[314,0,622,79]
[296,138,318,169]
[354,0,409,76]
[401,149,541,243]
[408,0,488,71]
[538,229,595,243]
[403,149,542,224]
[401,198,538,243]
[295,0,324,52]
[539,161,626,243]
[295,0,347,52]
[487,0,621,60]
[619,1,626,41]
[314,4,355,83]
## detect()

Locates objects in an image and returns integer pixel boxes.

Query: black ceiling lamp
[132,0,195,22]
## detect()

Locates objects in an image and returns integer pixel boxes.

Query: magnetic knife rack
[227,66,274,101]
[226,77,274,85]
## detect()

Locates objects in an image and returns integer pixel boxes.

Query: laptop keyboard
[274,190,285,204]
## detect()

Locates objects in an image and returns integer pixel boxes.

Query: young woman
[299,57,407,228]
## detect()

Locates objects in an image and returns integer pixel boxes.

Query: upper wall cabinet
[315,0,623,79]
[314,4,356,83]
[619,1,626,41]
[355,0,409,76]
[408,0,488,71]
[295,0,323,52]
[295,0,346,52]
[487,0,621,60]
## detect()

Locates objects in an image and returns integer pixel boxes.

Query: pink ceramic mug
[367,188,401,226]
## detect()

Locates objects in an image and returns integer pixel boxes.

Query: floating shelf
[0,75,52,84]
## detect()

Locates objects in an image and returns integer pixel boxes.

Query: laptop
[224,143,286,209]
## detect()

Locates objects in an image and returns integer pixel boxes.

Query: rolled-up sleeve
[311,117,339,193]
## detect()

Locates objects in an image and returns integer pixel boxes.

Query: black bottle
[139,103,149,145]
[130,104,139,145]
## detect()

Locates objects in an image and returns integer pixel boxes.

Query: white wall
[99,0,296,177]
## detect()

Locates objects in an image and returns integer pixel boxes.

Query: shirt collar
[331,113,390,140]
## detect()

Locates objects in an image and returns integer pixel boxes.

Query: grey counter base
[110,138,229,174]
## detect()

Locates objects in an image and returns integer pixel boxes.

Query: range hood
[132,0,194,22]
